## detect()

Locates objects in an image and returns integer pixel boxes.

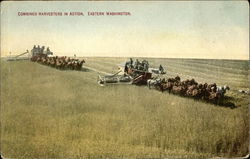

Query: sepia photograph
[0,1,249,159]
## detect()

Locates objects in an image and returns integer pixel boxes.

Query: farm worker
[130,58,133,66]
[143,62,148,71]
[32,45,36,56]
[134,59,139,69]
[37,45,41,53]
[124,63,128,74]
[41,46,45,54]
[159,65,163,72]
[145,61,149,71]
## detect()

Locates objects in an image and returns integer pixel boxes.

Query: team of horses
[147,76,230,104]
[30,55,85,70]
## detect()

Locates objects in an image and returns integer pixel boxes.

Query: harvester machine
[98,70,133,86]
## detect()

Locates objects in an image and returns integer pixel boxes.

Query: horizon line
[1,54,249,61]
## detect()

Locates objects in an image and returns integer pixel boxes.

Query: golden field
[1,58,249,158]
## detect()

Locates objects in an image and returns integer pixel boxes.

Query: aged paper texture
[1,1,249,159]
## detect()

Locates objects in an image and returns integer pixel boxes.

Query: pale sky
[1,1,249,59]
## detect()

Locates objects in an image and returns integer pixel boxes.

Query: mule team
[30,56,85,70]
[147,76,230,104]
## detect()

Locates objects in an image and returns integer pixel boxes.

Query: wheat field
[1,58,249,159]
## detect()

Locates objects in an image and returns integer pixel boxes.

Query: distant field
[1,58,249,159]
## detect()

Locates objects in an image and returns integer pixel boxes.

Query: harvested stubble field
[1,57,249,159]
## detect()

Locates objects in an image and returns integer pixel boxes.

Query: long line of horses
[147,76,230,105]
[30,55,85,70]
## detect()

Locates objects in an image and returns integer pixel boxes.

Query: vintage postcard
[0,1,249,159]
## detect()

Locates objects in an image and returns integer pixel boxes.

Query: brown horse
[172,85,186,96]
[208,92,222,104]
[161,82,173,93]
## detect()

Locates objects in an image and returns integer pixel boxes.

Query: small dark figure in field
[238,89,250,95]
[130,58,133,66]
[124,64,128,74]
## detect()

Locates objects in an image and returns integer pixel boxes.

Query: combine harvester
[7,45,53,61]
[7,45,85,70]
[97,58,165,86]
